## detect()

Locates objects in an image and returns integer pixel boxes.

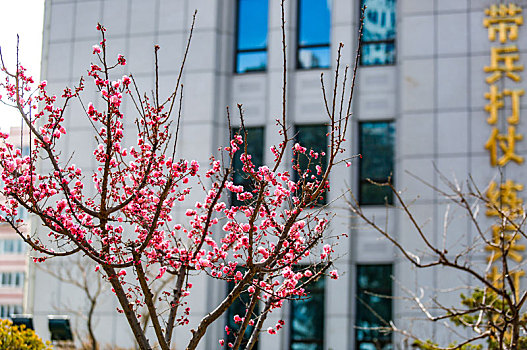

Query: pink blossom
[117,54,126,65]
[329,270,339,279]
[293,143,306,153]
[235,271,243,280]
[110,95,120,106]
[92,45,101,54]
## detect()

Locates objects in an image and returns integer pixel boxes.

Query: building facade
[22,0,527,349]
[0,127,29,320]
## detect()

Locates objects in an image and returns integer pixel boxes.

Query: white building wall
[28,0,527,349]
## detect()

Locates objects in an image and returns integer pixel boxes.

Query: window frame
[293,124,329,205]
[230,126,265,207]
[357,120,395,206]
[355,264,393,350]
[359,0,397,67]
[289,266,325,350]
[234,0,269,74]
[0,272,24,287]
[0,304,22,318]
[296,0,331,70]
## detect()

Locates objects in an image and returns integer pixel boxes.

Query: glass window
[13,305,22,315]
[21,146,30,157]
[15,272,24,287]
[2,272,12,286]
[360,0,396,66]
[356,265,393,350]
[236,0,269,73]
[297,0,331,69]
[4,240,14,253]
[16,240,25,253]
[232,127,264,206]
[0,304,22,318]
[290,268,325,350]
[294,125,328,204]
[358,121,395,205]
[224,270,258,349]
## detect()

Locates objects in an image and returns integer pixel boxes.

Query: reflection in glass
[291,270,325,350]
[236,0,268,73]
[232,127,264,206]
[360,0,396,66]
[361,42,395,66]
[297,0,331,69]
[236,51,268,73]
[356,265,393,350]
[237,0,268,51]
[298,47,331,70]
[358,121,395,205]
[362,0,396,42]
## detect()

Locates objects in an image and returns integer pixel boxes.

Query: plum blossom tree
[0,4,361,350]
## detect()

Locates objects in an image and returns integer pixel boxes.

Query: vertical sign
[483,4,525,300]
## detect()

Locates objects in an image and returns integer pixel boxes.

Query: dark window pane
[360,182,392,206]
[232,127,264,206]
[297,0,330,69]
[298,47,330,70]
[291,269,325,349]
[236,51,267,73]
[360,42,395,66]
[237,0,268,50]
[225,269,258,349]
[294,125,328,204]
[360,0,396,66]
[236,0,268,73]
[298,0,330,46]
[292,344,321,350]
[356,265,392,349]
[359,121,394,205]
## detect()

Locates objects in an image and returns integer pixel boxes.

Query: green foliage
[449,289,503,327]
[412,339,483,350]
[414,288,527,349]
[0,319,52,350]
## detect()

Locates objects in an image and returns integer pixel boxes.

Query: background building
[0,127,29,320]
[18,0,527,349]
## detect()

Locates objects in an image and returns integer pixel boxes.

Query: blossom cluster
[0,23,347,348]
